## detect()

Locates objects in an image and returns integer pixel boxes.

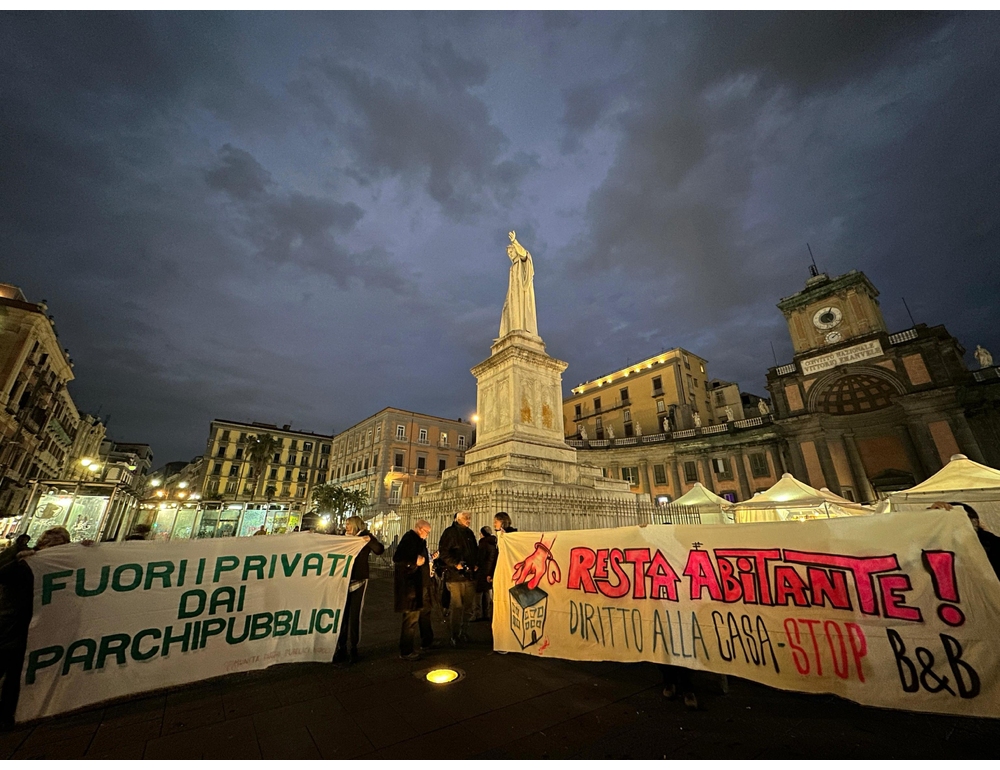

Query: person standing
[333,516,383,665]
[493,511,517,534]
[394,520,434,660]
[0,526,71,728]
[930,501,1000,580]
[438,511,479,646]
[476,526,498,622]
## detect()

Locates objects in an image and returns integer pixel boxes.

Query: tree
[245,433,280,502]
[312,483,369,528]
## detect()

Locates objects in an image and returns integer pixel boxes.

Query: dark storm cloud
[1,11,997,463]
[292,40,535,220]
[559,11,997,392]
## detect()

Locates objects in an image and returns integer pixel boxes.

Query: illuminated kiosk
[404,231,639,532]
[19,479,139,543]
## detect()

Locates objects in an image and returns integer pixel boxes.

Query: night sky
[3,11,998,466]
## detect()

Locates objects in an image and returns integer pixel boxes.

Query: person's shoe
[399,652,422,661]
[683,692,699,710]
[423,640,443,649]
[662,685,677,700]
[331,651,348,666]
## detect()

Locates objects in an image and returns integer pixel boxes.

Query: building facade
[563,347,715,441]
[328,407,474,516]
[561,269,999,506]
[0,283,78,516]
[766,269,989,500]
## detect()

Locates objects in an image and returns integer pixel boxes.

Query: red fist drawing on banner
[512,535,561,590]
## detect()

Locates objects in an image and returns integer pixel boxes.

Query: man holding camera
[438,510,479,646]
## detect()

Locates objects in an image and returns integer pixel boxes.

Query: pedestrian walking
[438,511,478,646]
[394,519,436,660]
[333,516,384,665]
[0,526,71,729]
[475,526,498,621]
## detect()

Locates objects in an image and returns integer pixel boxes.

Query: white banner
[16,533,365,722]
[493,511,1000,718]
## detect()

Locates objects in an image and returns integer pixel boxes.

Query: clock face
[813,306,843,330]
[825,330,843,344]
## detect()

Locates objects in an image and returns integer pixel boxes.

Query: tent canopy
[732,474,869,522]
[896,454,1000,497]
[673,482,733,509]
[741,473,866,510]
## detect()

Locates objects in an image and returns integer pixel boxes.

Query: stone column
[906,419,943,475]
[947,413,987,464]
[700,457,716,492]
[669,460,682,500]
[768,444,786,477]
[786,441,809,482]
[894,425,928,483]
[639,459,653,497]
[815,439,841,495]
[733,451,751,501]
[843,432,875,504]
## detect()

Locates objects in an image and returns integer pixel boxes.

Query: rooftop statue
[499,230,538,337]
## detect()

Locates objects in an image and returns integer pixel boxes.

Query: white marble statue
[499,231,538,337]
[724,405,734,421]
[634,421,642,436]
[607,425,615,440]
[662,417,670,433]
[579,425,587,441]
[758,399,770,415]
[693,412,702,428]
[975,345,994,369]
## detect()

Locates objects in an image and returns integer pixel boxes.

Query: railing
[417,438,429,445]
[973,367,1000,382]
[888,328,918,345]
[390,465,406,473]
[568,414,775,450]
[774,363,796,376]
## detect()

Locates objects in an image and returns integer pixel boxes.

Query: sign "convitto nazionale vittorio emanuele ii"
[16,534,366,722]
[799,340,884,376]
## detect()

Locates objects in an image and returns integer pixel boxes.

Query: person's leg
[418,605,434,648]
[399,610,420,657]
[0,640,26,726]
[459,581,475,639]
[483,587,493,620]
[446,581,464,642]
[348,582,367,660]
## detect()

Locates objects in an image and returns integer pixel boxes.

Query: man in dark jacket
[476,526,498,621]
[438,511,479,646]
[931,502,1000,580]
[394,520,433,660]
[333,516,384,665]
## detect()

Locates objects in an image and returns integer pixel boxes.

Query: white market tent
[880,454,1000,534]
[671,482,734,524]
[733,473,871,523]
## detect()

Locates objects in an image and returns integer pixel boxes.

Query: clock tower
[777,270,887,355]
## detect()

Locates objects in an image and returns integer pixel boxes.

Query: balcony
[774,363,796,376]
[888,328,918,345]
